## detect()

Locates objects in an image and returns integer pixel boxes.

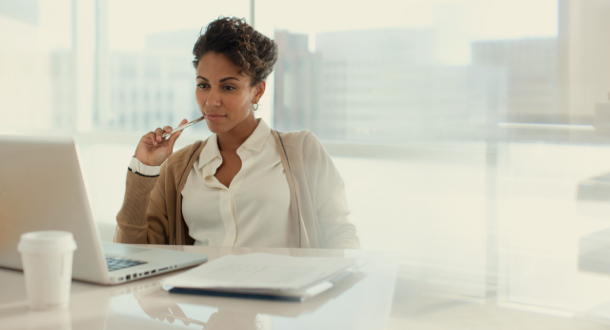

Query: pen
[161,115,206,139]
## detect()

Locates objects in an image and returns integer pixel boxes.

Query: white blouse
[130,119,292,247]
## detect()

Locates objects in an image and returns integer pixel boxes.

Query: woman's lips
[205,114,225,122]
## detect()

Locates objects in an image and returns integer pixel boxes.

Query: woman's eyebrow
[196,76,240,82]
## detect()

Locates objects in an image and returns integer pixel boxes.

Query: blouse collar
[196,118,271,169]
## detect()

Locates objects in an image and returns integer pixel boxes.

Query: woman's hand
[135,119,188,166]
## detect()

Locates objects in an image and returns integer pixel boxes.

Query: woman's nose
[206,88,221,106]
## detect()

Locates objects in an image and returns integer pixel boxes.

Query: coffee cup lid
[17,231,77,253]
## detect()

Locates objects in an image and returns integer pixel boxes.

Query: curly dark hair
[192,17,278,86]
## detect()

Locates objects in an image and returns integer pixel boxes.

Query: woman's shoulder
[274,129,329,162]
[275,129,320,148]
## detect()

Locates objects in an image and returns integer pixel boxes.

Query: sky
[106,0,558,52]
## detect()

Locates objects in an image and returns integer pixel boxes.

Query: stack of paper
[162,253,361,301]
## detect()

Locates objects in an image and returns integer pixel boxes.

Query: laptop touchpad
[103,243,150,256]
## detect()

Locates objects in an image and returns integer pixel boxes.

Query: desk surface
[1,245,610,330]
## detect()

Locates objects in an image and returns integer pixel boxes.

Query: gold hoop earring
[253,103,259,111]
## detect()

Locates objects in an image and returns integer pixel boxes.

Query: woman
[114,17,359,249]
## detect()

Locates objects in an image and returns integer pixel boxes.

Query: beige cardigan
[114,130,360,249]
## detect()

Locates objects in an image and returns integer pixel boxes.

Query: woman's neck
[216,117,258,152]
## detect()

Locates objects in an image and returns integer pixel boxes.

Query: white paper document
[162,253,360,297]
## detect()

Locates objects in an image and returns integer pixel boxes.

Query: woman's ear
[253,81,266,103]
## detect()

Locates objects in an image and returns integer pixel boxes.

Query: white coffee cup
[17,231,77,310]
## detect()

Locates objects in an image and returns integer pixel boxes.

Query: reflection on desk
[0,246,396,330]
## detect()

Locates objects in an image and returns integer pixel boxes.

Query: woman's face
[195,52,265,137]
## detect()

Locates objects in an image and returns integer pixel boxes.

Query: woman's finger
[153,128,164,145]
[166,119,188,149]
[142,132,156,145]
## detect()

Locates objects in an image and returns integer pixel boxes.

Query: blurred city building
[95,29,204,133]
[273,30,322,134]
[274,28,499,142]
[471,38,560,124]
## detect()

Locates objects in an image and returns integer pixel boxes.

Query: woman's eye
[197,83,209,89]
[223,85,235,91]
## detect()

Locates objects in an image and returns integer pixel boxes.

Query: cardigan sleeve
[113,168,170,244]
[302,132,361,249]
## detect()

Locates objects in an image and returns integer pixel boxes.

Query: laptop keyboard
[106,256,148,272]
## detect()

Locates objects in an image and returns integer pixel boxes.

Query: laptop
[0,135,208,285]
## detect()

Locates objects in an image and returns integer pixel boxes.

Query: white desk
[1,245,610,330]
